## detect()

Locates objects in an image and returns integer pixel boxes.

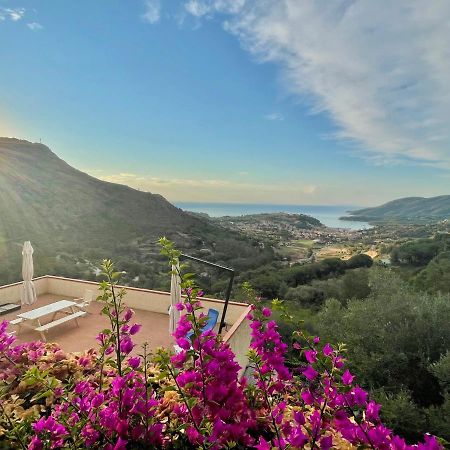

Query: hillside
[216,212,322,228]
[0,138,273,285]
[342,196,450,223]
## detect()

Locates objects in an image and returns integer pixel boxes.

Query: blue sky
[1,0,449,206]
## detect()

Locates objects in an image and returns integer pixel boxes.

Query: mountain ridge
[0,137,274,285]
[342,195,450,223]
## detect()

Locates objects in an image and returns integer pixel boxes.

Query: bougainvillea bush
[0,239,445,449]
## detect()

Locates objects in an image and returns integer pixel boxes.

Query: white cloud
[142,0,161,24]
[27,22,43,31]
[184,0,245,17]
[264,112,284,121]
[94,171,317,202]
[0,7,26,22]
[182,0,450,169]
[185,0,210,17]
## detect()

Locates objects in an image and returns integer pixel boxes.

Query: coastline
[175,202,372,230]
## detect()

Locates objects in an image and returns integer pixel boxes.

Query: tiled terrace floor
[2,294,173,353]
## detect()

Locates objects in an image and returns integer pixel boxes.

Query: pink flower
[105,345,114,355]
[29,436,43,450]
[418,434,441,450]
[301,390,315,404]
[127,356,141,369]
[304,349,317,363]
[175,302,184,311]
[124,309,134,321]
[129,323,141,335]
[255,437,271,450]
[366,400,381,421]
[323,343,333,356]
[303,365,318,380]
[119,337,134,354]
[352,386,368,405]
[294,411,305,425]
[342,369,354,385]
[320,435,333,450]
[262,307,271,317]
[113,437,128,450]
[186,426,201,443]
[291,431,308,447]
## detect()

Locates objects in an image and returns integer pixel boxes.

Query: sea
[174,202,372,231]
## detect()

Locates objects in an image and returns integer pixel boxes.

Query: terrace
[0,275,252,375]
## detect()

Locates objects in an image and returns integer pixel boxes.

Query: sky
[1,0,450,206]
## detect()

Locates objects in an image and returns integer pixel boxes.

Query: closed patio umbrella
[21,241,37,306]
[169,263,182,334]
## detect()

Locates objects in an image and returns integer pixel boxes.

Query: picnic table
[16,300,86,341]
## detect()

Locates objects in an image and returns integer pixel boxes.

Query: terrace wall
[1,276,252,376]
[0,277,48,306]
[45,276,249,327]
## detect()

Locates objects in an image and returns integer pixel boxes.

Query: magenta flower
[175,302,184,311]
[129,323,141,335]
[29,436,43,450]
[255,436,271,450]
[303,365,318,380]
[304,349,317,363]
[113,437,128,450]
[124,309,134,321]
[262,307,271,317]
[119,337,134,354]
[352,385,368,405]
[323,343,333,356]
[320,435,333,450]
[342,369,354,385]
[127,356,141,369]
[366,400,381,421]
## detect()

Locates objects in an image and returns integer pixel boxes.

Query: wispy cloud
[184,0,245,17]
[142,0,161,24]
[0,7,26,22]
[264,112,284,121]
[180,0,450,169]
[27,22,43,31]
[92,170,317,202]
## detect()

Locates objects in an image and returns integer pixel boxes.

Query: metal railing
[180,253,235,334]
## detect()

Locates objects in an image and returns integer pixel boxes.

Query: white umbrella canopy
[169,263,182,334]
[21,241,37,306]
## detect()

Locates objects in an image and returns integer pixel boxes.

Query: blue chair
[187,308,219,341]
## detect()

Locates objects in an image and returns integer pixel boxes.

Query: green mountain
[343,196,450,223]
[0,138,273,285]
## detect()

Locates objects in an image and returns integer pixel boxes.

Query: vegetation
[0,243,444,449]
[343,196,450,223]
[315,269,450,442]
[242,253,373,306]
[0,138,274,288]
[389,233,450,293]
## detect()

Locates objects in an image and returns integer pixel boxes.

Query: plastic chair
[74,289,94,313]
[187,308,220,341]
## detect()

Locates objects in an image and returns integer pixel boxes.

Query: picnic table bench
[16,300,86,342]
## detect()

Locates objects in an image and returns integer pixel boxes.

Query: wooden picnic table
[17,300,85,341]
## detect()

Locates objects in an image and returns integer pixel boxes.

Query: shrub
[0,241,444,449]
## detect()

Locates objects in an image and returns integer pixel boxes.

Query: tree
[345,253,373,269]
[415,251,450,293]
[316,268,450,441]
[340,268,371,300]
